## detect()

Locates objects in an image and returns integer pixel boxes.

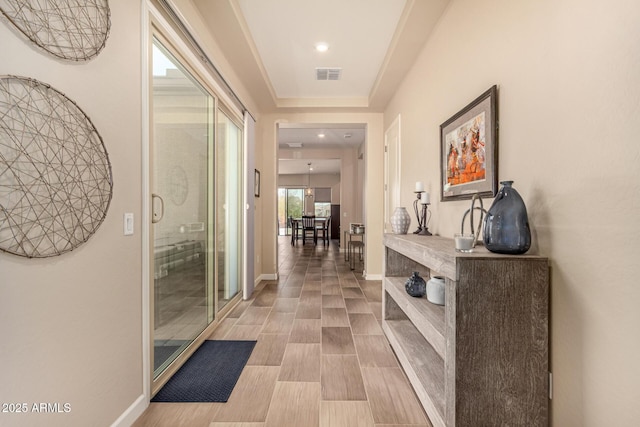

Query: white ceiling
[191,0,450,111]
[188,0,450,174]
[278,123,365,149]
[236,0,405,100]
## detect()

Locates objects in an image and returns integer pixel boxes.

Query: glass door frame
[216,105,244,312]
[151,36,213,379]
[146,23,244,397]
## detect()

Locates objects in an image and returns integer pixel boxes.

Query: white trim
[243,112,256,300]
[364,273,383,281]
[243,116,249,299]
[384,114,401,233]
[110,394,147,427]
[273,122,282,278]
[140,0,151,407]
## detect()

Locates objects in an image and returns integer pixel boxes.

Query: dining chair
[316,216,331,246]
[289,216,298,245]
[301,215,317,245]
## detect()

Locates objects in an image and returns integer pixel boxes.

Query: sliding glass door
[151,39,213,378]
[216,110,243,310]
[277,188,303,235]
[150,33,245,387]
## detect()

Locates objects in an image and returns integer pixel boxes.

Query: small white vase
[426,276,445,305]
[390,207,411,234]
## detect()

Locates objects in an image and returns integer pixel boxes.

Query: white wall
[385,0,640,425]
[331,182,341,204]
[0,2,143,426]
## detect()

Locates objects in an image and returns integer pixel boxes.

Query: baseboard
[364,273,382,280]
[110,394,147,427]
[257,273,278,283]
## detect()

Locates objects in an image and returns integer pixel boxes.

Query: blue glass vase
[405,272,426,297]
[483,180,531,254]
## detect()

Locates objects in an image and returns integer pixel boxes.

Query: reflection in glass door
[151,39,213,377]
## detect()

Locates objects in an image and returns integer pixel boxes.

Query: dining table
[290,217,329,245]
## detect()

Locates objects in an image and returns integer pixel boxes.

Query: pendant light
[305,162,314,197]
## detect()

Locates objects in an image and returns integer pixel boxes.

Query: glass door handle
[152,193,164,223]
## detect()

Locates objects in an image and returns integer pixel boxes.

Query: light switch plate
[124,213,134,235]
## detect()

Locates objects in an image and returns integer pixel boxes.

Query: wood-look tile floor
[134,237,431,427]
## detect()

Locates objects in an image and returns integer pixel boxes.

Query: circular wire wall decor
[0,75,113,258]
[0,0,111,61]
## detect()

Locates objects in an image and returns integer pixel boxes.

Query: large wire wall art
[0,0,110,61]
[0,75,113,258]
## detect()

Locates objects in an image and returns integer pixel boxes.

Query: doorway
[276,123,365,255]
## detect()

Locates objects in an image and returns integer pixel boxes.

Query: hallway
[134,236,430,426]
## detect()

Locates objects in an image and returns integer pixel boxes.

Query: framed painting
[440,85,498,201]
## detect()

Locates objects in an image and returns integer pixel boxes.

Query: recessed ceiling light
[318,133,325,138]
[315,43,329,52]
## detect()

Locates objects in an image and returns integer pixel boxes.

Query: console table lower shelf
[382,319,446,426]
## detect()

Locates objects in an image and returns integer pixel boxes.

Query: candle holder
[418,200,432,235]
[412,191,424,234]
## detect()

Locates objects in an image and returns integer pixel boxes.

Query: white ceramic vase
[390,207,411,234]
[426,276,445,305]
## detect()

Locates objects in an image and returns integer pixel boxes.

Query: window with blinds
[313,188,331,203]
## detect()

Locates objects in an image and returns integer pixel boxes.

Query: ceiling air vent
[316,67,342,81]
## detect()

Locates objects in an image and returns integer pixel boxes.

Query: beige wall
[384,0,640,424]
[0,2,143,426]
[256,113,384,279]
[331,181,341,205]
